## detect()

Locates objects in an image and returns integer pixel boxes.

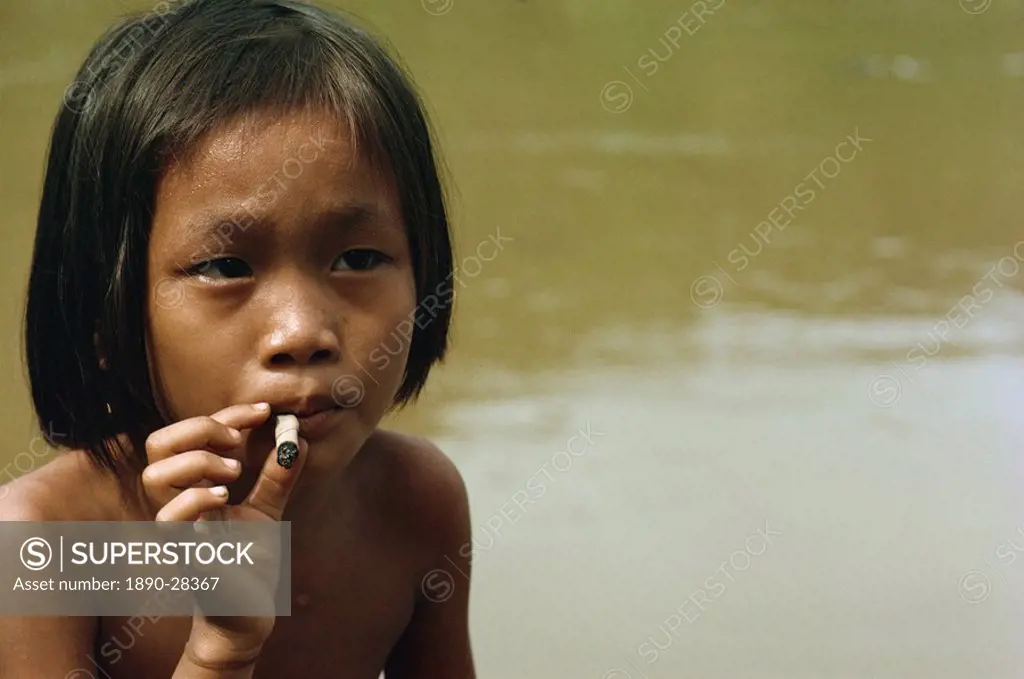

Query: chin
[308,424,371,468]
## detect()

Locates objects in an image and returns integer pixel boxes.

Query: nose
[260,297,342,368]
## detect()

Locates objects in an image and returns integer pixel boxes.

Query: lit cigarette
[275,414,300,469]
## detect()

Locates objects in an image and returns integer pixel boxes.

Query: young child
[1,1,474,677]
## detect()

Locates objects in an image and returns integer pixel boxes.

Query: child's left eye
[332,249,389,272]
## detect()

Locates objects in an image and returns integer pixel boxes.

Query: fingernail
[254,402,270,411]
[210,486,228,498]
[223,458,241,471]
[228,428,242,441]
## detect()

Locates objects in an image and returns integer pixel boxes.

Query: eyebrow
[176,201,390,249]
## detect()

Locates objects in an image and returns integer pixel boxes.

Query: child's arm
[0,614,97,678]
[0,495,99,677]
[385,448,476,679]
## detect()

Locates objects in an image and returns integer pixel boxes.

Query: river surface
[2,1,1024,677]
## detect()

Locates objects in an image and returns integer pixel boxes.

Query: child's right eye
[188,257,253,279]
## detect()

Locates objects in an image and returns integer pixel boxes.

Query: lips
[271,394,340,418]
[292,407,344,439]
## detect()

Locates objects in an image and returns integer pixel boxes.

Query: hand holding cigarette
[141,403,310,655]
[141,404,308,522]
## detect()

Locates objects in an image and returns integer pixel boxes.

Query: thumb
[244,437,309,521]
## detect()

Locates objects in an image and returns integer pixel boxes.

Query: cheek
[148,306,201,370]
[145,302,231,415]
[348,276,417,386]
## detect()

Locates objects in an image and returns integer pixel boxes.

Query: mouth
[297,407,343,434]
[270,394,340,417]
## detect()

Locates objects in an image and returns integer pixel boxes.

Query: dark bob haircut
[24,0,453,472]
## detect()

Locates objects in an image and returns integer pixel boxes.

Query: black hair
[23,0,453,472]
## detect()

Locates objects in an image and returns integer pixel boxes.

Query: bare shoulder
[361,432,477,678]
[0,453,103,674]
[0,448,127,522]
[355,429,471,553]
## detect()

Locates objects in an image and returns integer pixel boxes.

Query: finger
[142,451,242,507]
[155,486,230,522]
[244,438,309,521]
[145,404,272,463]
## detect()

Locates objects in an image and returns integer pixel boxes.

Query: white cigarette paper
[275,414,300,448]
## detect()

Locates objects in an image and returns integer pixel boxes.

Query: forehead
[166,109,354,180]
[151,109,398,242]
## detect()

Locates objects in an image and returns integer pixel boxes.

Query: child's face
[145,109,416,468]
